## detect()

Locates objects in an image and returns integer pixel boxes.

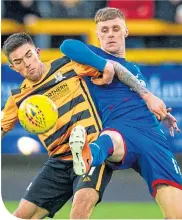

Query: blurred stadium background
[1,0,182,219]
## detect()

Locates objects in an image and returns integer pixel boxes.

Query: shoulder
[11,79,27,96]
[43,56,72,78]
[49,56,71,69]
[125,60,141,74]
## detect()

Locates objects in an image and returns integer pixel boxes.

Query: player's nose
[25,60,31,69]
[108,30,114,38]
[108,34,114,38]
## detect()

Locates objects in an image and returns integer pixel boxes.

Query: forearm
[112,61,149,98]
[60,39,107,71]
[111,61,167,120]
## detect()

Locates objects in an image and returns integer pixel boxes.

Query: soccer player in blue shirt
[61,7,182,219]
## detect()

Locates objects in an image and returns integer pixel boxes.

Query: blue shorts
[104,120,182,197]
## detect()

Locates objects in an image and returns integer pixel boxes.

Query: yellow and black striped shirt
[1,56,102,160]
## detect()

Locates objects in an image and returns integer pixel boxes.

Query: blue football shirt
[85,45,159,128]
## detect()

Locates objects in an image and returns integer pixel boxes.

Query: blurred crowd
[2,0,107,23]
[2,0,182,48]
[2,0,182,23]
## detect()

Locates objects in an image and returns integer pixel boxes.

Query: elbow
[60,39,72,55]
[60,39,79,55]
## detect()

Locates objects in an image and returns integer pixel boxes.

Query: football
[18,95,58,134]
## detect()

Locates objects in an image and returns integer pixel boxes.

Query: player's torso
[12,57,102,159]
[87,46,159,128]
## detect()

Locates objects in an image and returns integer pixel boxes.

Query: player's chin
[28,74,40,82]
[107,45,118,53]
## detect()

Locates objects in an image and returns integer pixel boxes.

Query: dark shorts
[23,157,112,218]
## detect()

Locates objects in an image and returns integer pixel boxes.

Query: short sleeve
[1,95,19,132]
[71,61,101,78]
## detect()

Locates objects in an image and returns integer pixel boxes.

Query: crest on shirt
[54,71,66,83]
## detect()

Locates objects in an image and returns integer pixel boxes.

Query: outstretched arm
[60,39,167,119]
[61,39,149,95]
[109,61,167,120]
[61,39,115,84]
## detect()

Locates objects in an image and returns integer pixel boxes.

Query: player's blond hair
[94,7,125,24]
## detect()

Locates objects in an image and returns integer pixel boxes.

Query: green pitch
[4,201,163,219]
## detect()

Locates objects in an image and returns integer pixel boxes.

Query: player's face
[9,43,42,82]
[96,18,128,56]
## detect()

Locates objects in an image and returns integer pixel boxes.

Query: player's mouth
[108,41,117,44]
[28,68,35,74]
[107,41,117,46]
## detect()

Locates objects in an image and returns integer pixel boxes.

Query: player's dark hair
[3,33,35,62]
[95,7,125,24]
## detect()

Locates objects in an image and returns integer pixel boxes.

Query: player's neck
[101,47,126,58]
[36,62,47,81]
[40,62,46,75]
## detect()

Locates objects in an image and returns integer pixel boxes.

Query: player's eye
[101,29,108,33]
[113,27,120,32]
[26,53,32,58]
[15,60,22,65]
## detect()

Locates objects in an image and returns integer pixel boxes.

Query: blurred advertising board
[1,64,182,154]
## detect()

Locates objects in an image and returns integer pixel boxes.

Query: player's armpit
[1,95,19,133]
[72,61,100,78]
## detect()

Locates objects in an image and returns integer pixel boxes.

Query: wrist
[140,91,152,101]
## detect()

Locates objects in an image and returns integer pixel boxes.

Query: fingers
[144,94,167,120]
[92,78,112,85]
[168,120,180,136]
[159,102,167,115]
[159,111,167,120]
[91,78,105,85]
[152,110,161,120]
[168,114,176,122]
[91,74,113,85]
[156,115,161,120]
[170,127,174,137]
[151,99,167,120]
[169,123,180,137]
[102,61,115,84]
[160,111,180,135]
[153,107,166,120]
[167,107,172,113]
[103,72,113,84]
[173,122,180,132]
[157,107,167,120]
[165,113,177,124]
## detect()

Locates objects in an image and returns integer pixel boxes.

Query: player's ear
[125,28,129,38]
[9,64,16,72]
[95,29,99,39]
[95,25,101,39]
[36,48,41,57]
